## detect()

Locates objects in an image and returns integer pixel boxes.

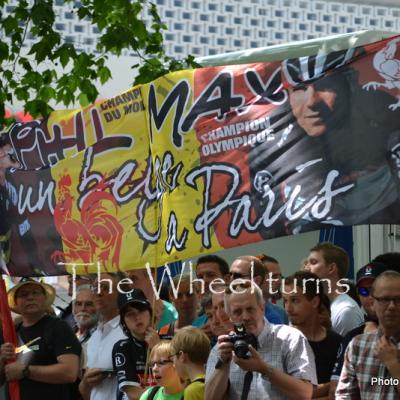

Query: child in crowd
[139,341,184,400]
[112,289,159,400]
[170,326,210,400]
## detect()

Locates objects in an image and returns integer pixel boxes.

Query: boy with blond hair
[170,327,210,400]
[139,341,184,400]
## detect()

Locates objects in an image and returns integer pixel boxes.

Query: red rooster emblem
[51,173,123,271]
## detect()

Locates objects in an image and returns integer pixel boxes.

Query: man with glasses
[328,261,388,399]
[336,270,400,399]
[205,282,317,400]
[230,256,287,324]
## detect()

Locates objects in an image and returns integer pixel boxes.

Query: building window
[55,23,65,31]
[267,21,275,27]
[192,47,200,54]
[209,49,217,55]
[217,16,225,22]
[250,41,258,47]
[250,19,258,25]
[165,10,174,17]
[299,23,307,30]
[243,29,251,36]
[234,17,242,24]
[307,13,317,21]
[234,39,242,46]
[174,23,183,30]
[200,14,208,21]
[275,32,283,39]
[192,25,200,32]
[339,16,347,23]
[226,28,234,34]
[191,2,200,9]
[275,10,283,17]
[156,0,164,4]
[370,19,377,26]
[346,5,355,13]
[225,5,234,12]
[259,9,267,15]
[84,38,93,45]
[361,7,371,15]
[165,33,174,40]
[182,12,191,19]
[200,37,209,44]
[174,0,182,6]
[354,17,362,24]
[217,38,226,45]
[291,34,300,40]
[175,46,183,53]
[64,12,74,19]
[315,2,324,10]
[291,12,299,18]
[209,26,217,33]
[283,22,291,29]
[259,31,267,38]
[331,26,339,33]
[323,15,331,22]
[208,4,217,10]
[377,8,386,16]
[55,0,64,5]
[243,7,251,14]
[385,21,393,28]
[92,26,100,34]
[183,35,191,42]
[315,25,323,32]
[74,25,84,32]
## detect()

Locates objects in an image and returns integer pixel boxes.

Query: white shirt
[86,315,126,400]
[331,293,364,336]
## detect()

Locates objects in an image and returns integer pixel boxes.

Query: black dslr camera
[228,323,258,359]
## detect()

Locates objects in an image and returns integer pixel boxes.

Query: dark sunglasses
[358,287,370,297]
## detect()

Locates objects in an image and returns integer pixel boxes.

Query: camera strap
[240,371,253,400]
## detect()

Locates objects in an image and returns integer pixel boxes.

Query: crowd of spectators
[0,245,400,399]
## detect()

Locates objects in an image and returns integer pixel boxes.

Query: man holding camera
[205,277,317,400]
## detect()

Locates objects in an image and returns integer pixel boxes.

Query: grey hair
[371,270,400,296]
[224,282,265,315]
[72,284,94,306]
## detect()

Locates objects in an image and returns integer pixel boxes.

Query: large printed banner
[1,35,400,276]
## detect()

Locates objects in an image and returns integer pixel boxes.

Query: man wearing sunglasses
[328,261,388,399]
[336,270,400,399]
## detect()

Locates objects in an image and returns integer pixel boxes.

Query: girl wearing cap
[112,289,160,400]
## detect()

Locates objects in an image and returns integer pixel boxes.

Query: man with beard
[73,285,98,345]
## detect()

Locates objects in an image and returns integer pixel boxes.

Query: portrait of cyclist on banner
[250,48,400,239]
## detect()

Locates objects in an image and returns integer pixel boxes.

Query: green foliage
[0,0,200,126]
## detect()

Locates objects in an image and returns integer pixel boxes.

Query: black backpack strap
[147,386,161,400]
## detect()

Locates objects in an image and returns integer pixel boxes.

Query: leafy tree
[0,0,199,125]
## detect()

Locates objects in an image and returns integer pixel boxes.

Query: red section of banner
[0,276,20,400]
